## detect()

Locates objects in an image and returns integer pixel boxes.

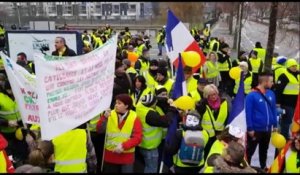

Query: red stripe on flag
[293,93,300,124]
[172,41,206,73]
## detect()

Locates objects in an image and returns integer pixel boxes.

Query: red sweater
[0,134,15,173]
[96,113,143,165]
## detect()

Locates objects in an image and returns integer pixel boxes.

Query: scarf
[207,96,221,110]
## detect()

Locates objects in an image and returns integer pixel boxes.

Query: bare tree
[265,2,278,72]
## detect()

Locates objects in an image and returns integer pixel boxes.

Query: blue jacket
[245,89,277,132]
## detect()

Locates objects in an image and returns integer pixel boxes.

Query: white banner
[35,35,117,140]
[1,52,40,124]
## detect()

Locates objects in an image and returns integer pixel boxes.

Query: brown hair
[28,141,54,168]
[217,127,239,143]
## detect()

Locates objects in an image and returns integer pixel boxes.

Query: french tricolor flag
[165,10,206,72]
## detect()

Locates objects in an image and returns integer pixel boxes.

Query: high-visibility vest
[209,40,219,52]
[253,48,266,63]
[94,37,103,49]
[173,130,209,167]
[0,59,4,70]
[155,106,167,139]
[0,93,21,133]
[131,87,152,108]
[53,129,87,173]
[136,103,162,149]
[249,57,262,73]
[136,44,146,56]
[126,67,137,75]
[283,71,300,95]
[88,115,100,132]
[145,72,158,93]
[203,139,224,172]
[201,101,228,138]
[271,57,277,69]
[186,77,198,94]
[105,110,136,153]
[156,32,163,44]
[189,90,202,103]
[160,79,174,95]
[233,72,253,94]
[81,34,91,43]
[217,52,231,72]
[0,151,7,173]
[0,27,5,35]
[273,65,287,82]
[284,149,300,173]
[125,31,131,37]
[205,61,219,78]
[137,59,149,77]
[203,28,210,37]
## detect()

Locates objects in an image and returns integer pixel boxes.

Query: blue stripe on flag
[166,10,180,52]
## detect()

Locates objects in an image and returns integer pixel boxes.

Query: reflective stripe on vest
[131,88,151,108]
[186,77,198,94]
[209,40,219,52]
[189,90,202,103]
[173,130,209,167]
[0,151,7,173]
[201,101,228,137]
[249,58,262,73]
[206,61,219,78]
[0,93,21,133]
[105,110,136,153]
[53,129,87,173]
[234,72,253,94]
[88,115,100,132]
[284,149,300,173]
[283,71,300,95]
[136,103,162,149]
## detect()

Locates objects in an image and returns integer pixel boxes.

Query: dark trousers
[103,162,134,173]
[90,132,105,173]
[246,131,271,169]
[219,71,234,97]
[174,165,202,173]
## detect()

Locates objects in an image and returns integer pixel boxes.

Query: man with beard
[51,37,76,56]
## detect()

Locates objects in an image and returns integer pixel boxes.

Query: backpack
[178,130,205,166]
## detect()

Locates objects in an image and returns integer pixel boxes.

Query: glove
[114,143,124,154]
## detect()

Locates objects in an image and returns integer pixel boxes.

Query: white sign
[35,36,117,140]
[6,31,80,61]
[1,52,40,124]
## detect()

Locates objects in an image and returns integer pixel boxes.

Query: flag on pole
[291,93,300,137]
[165,9,206,73]
[162,54,186,171]
[227,72,246,133]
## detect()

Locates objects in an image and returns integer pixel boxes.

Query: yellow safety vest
[0,151,7,173]
[131,87,152,108]
[0,93,21,133]
[273,65,287,82]
[253,48,266,63]
[217,52,231,72]
[138,59,149,77]
[186,77,198,94]
[136,103,162,149]
[283,71,300,95]
[94,37,103,49]
[156,32,163,44]
[209,40,219,52]
[284,149,300,173]
[203,28,210,37]
[271,57,277,69]
[136,44,146,56]
[145,72,158,93]
[0,59,4,70]
[160,79,174,95]
[233,72,253,94]
[88,115,100,132]
[205,61,219,78]
[189,90,202,103]
[203,139,224,172]
[249,57,262,73]
[53,129,87,173]
[125,32,131,37]
[201,101,228,138]
[105,110,136,153]
[126,67,137,75]
[173,130,209,167]
[0,27,5,35]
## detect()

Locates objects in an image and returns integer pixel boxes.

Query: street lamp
[16,3,21,29]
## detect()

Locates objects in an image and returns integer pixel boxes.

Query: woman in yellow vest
[202,125,245,172]
[131,75,152,109]
[247,50,263,87]
[96,94,143,173]
[203,52,221,87]
[164,110,209,173]
[233,61,254,96]
[196,84,229,160]
[275,58,300,140]
[269,130,300,173]
[0,133,15,173]
[136,94,170,173]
